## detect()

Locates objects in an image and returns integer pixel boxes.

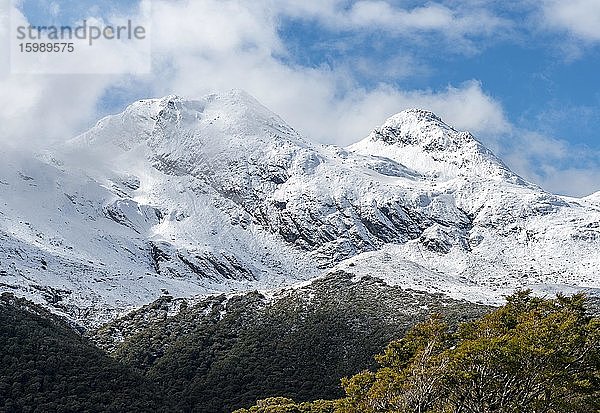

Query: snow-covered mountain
[1,90,599,326]
[584,191,600,206]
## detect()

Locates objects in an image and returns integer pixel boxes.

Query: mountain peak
[126,90,265,122]
[4,91,600,328]
[385,108,445,125]
[370,108,475,152]
[349,109,522,182]
[71,90,304,152]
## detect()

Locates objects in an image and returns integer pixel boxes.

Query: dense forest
[0,293,166,412]
[237,292,600,413]
[93,273,488,412]
[2,278,599,413]
[1,273,486,412]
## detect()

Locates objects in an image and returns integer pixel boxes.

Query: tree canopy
[237,291,600,413]
[0,293,167,412]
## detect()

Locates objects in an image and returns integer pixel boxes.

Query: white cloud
[277,0,509,39]
[151,0,281,55]
[0,73,119,146]
[146,1,510,145]
[0,0,511,148]
[0,0,598,196]
[538,168,600,198]
[496,130,600,197]
[0,2,144,146]
[542,0,600,41]
[511,161,600,198]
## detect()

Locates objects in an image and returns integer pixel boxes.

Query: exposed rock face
[0,91,599,326]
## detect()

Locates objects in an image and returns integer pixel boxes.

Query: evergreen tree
[240,291,600,413]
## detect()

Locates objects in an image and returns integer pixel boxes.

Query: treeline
[236,291,600,413]
[0,274,487,413]
[3,284,597,413]
[96,274,488,412]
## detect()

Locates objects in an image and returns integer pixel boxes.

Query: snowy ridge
[583,191,600,207]
[349,109,525,184]
[1,90,599,326]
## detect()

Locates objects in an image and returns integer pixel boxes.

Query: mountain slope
[0,293,167,412]
[0,91,599,325]
[349,108,521,182]
[345,109,600,303]
[91,272,490,412]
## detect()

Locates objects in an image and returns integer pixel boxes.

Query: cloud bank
[0,0,598,196]
[542,0,600,41]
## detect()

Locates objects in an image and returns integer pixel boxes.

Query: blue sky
[3,0,600,196]
[278,8,600,149]
[18,0,140,24]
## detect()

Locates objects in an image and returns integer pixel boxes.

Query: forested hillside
[3,280,597,413]
[92,273,488,412]
[237,292,600,413]
[0,293,166,412]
